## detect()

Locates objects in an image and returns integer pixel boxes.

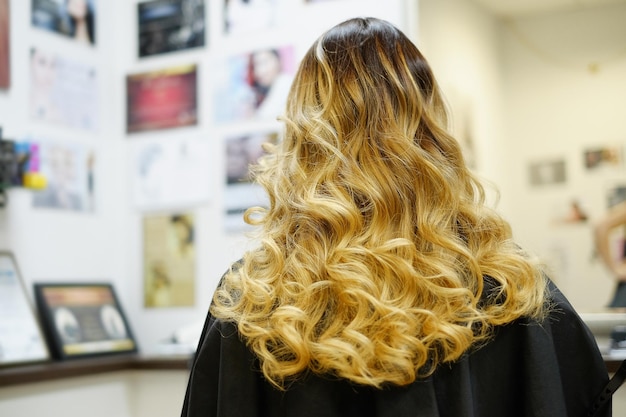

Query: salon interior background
[1,0,626,356]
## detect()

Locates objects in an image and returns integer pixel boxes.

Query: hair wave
[212,17,547,389]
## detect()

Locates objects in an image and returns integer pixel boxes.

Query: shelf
[0,354,191,388]
[1,352,620,388]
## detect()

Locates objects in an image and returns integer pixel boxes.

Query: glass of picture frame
[0,251,50,367]
[33,282,138,360]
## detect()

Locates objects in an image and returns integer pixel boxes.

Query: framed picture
[33,283,137,360]
[528,159,566,186]
[126,64,198,133]
[138,0,205,58]
[584,145,623,171]
[0,252,51,367]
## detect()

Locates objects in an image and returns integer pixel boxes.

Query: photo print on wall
[30,48,99,131]
[528,158,567,186]
[32,140,96,212]
[143,212,196,308]
[213,45,295,124]
[584,145,623,171]
[224,129,278,232]
[126,64,198,133]
[138,0,205,58]
[31,0,96,46]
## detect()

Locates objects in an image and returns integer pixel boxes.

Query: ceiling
[469,0,626,17]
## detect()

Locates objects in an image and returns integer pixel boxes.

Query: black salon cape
[181,281,611,417]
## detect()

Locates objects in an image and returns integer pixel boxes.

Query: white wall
[0,0,127,332]
[417,0,505,205]
[418,0,626,311]
[499,4,626,310]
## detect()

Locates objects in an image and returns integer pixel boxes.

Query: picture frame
[0,251,51,367]
[33,282,138,360]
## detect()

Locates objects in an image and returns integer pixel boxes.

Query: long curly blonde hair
[212,17,547,389]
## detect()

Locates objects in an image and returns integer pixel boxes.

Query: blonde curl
[212,17,547,389]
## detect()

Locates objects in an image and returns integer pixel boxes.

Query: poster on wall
[31,0,96,46]
[30,48,99,131]
[0,0,9,89]
[126,64,197,133]
[213,45,295,124]
[224,130,278,231]
[130,136,211,210]
[143,213,196,308]
[584,145,623,171]
[223,0,282,35]
[138,0,205,58]
[528,159,566,186]
[32,141,96,212]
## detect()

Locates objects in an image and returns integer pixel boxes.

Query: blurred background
[1,0,626,415]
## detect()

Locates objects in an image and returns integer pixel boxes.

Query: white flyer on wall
[131,136,212,210]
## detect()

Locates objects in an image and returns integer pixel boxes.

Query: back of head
[273,17,473,240]
[213,17,547,390]
[283,17,457,201]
